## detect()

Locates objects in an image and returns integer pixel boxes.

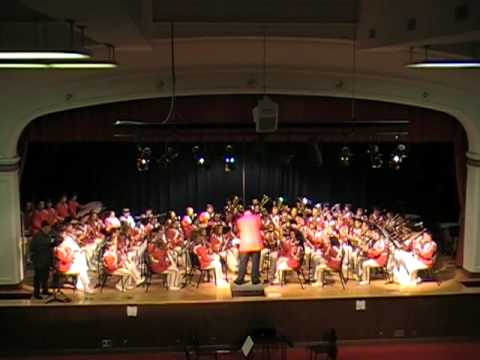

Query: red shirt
[32,209,49,234]
[238,213,263,253]
[148,244,170,273]
[68,200,79,218]
[56,202,69,219]
[54,247,73,273]
[47,208,57,226]
[194,245,212,269]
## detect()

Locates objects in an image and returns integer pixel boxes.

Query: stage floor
[2,257,480,308]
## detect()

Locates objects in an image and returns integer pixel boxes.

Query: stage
[1,257,480,356]
[2,258,480,307]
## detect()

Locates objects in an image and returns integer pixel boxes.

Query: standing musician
[32,201,49,234]
[55,195,69,222]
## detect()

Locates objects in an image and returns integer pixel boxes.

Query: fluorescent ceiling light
[406,59,480,69]
[0,62,49,69]
[49,61,117,69]
[0,51,90,60]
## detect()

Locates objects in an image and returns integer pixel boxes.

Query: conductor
[234,211,263,285]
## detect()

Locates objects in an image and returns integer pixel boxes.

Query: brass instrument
[260,194,271,211]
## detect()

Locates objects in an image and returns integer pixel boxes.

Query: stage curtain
[454,122,468,267]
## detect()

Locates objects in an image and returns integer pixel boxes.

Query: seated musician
[272,229,305,284]
[223,225,240,273]
[55,226,94,294]
[394,232,437,285]
[147,240,180,290]
[192,233,227,287]
[359,230,388,285]
[104,211,121,232]
[119,208,136,228]
[165,221,185,266]
[312,237,342,287]
[102,230,144,291]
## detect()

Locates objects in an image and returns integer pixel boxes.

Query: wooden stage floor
[3,257,480,308]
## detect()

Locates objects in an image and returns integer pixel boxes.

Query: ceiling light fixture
[0,51,89,60]
[0,19,90,60]
[0,61,49,69]
[406,45,480,69]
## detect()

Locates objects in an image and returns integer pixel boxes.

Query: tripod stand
[44,272,72,304]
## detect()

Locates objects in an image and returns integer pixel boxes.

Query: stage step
[230,283,265,297]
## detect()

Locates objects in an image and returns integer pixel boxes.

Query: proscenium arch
[4,67,480,158]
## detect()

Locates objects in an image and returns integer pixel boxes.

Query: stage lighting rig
[389,144,408,170]
[366,144,383,169]
[339,146,353,167]
[136,146,152,172]
[224,145,236,172]
[157,146,179,169]
[192,145,207,166]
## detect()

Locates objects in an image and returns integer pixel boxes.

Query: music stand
[44,272,72,304]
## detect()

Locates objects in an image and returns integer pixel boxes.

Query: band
[26,194,438,298]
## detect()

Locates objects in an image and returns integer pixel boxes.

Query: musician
[102,230,145,291]
[147,240,180,290]
[359,230,388,285]
[104,211,121,232]
[393,232,437,285]
[119,208,136,228]
[45,200,58,226]
[312,237,342,286]
[55,195,69,221]
[55,226,94,293]
[193,234,227,287]
[23,201,34,236]
[32,201,49,234]
[29,221,53,299]
[68,194,82,218]
[181,215,194,242]
[234,211,263,286]
[272,229,304,284]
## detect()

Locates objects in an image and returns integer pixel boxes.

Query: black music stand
[44,271,72,303]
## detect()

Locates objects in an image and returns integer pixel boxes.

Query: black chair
[194,254,217,288]
[183,251,217,288]
[322,250,346,289]
[309,329,337,360]
[418,252,441,286]
[280,254,306,289]
[144,252,169,292]
[368,251,391,284]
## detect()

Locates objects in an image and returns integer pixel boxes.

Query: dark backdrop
[20,141,459,226]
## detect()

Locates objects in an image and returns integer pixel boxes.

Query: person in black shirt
[29,221,53,299]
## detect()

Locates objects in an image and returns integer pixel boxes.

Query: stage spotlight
[192,145,207,166]
[224,145,236,172]
[136,146,151,172]
[366,144,383,169]
[157,146,178,169]
[339,146,353,167]
[389,144,408,170]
